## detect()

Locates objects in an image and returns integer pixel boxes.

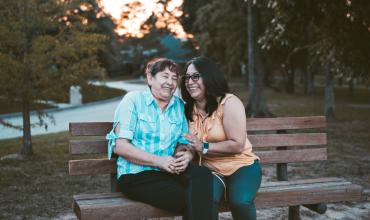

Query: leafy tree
[118,10,171,72]
[180,0,272,116]
[0,0,107,155]
[181,0,212,35]
[182,0,247,76]
[259,0,317,95]
[261,0,370,117]
[82,1,123,77]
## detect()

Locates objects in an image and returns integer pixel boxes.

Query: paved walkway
[0,80,147,140]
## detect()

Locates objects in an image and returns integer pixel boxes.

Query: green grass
[0,133,109,219]
[82,84,125,103]
[0,85,125,115]
[0,79,369,219]
[0,99,55,115]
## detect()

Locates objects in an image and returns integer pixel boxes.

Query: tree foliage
[181,0,273,116]
[0,0,107,154]
[260,0,370,116]
[180,0,369,118]
[260,0,370,84]
[181,0,248,75]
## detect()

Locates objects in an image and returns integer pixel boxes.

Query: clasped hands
[159,148,192,174]
[160,134,203,174]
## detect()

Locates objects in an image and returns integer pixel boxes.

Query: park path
[0,80,147,140]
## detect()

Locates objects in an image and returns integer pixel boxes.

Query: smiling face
[185,64,206,102]
[147,67,178,103]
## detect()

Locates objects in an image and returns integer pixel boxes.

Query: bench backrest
[69,116,327,190]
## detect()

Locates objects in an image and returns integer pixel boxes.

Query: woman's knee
[228,195,255,209]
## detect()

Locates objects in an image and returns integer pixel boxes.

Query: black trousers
[118,164,215,220]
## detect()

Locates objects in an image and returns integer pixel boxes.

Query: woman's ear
[147,73,153,87]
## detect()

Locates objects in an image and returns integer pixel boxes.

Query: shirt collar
[144,87,176,110]
[192,104,216,121]
[192,105,201,121]
[144,87,155,106]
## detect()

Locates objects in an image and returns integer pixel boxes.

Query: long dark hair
[181,57,230,121]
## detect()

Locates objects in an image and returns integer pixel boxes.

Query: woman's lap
[227,160,262,203]
[213,160,262,204]
[118,164,214,218]
[118,170,186,213]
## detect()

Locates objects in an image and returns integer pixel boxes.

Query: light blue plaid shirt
[106,88,188,178]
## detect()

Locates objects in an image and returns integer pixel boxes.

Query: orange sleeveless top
[189,94,259,176]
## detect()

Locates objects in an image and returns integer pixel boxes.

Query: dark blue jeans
[213,160,262,220]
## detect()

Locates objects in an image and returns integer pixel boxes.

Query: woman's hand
[157,156,177,174]
[174,144,190,155]
[184,133,203,153]
[173,150,194,173]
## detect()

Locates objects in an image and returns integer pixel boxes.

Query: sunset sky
[97,0,192,39]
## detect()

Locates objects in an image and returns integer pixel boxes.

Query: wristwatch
[202,141,209,155]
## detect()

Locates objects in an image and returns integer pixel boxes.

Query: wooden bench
[69,116,363,220]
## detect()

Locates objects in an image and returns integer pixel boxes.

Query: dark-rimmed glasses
[183,73,201,82]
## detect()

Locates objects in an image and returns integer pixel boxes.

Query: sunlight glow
[97,0,191,39]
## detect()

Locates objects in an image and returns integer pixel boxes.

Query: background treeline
[180,0,370,116]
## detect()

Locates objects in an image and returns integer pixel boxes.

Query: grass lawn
[0,84,124,115]
[0,78,369,219]
[0,100,55,115]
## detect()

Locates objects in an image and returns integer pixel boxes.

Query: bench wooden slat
[69,148,327,175]
[255,181,362,207]
[249,133,326,148]
[72,178,362,220]
[69,139,106,154]
[247,116,326,131]
[70,122,113,136]
[72,177,347,201]
[257,148,327,164]
[69,133,327,155]
[69,158,114,176]
[69,116,326,136]
[261,177,344,187]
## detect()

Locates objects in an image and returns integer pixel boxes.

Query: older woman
[106,58,214,220]
[180,57,262,220]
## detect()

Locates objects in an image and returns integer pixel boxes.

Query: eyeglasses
[184,73,201,82]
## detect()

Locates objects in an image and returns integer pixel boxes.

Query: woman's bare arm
[186,96,247,155]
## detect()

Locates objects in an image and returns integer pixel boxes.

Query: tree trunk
[245,1,272,117]
[20,0,33,155]
[338,75,343,87]
[246,0,255,91]
[304,66,315,95]
[307,70,315,95]
[264,65,272,87]
[302,21,315,96]
[20,100,33,155]
[348,77,354,97]
[324,63,335,118]
[286,68,295,94]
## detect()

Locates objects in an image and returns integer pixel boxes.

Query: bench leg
[304,203,327,214]
[276,143,301,220]
[288,206,300,220]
